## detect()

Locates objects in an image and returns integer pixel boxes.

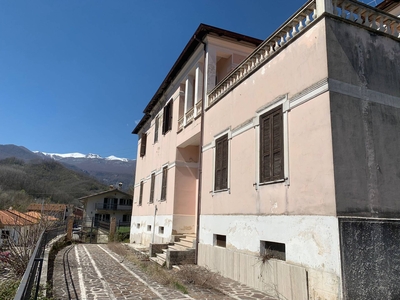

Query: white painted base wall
[130,215,173,245]
[129,214,196,246]
[199,215,342,300]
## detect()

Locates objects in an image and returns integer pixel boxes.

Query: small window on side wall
[260,240,286,261]
[154,116,159,143]
[214,234,226,248]
[140,133,147,157]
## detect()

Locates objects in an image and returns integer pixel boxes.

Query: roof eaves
[376,0,400,11]
[132,23,262,135]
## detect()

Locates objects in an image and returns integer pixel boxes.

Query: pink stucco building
[132,0,400,299]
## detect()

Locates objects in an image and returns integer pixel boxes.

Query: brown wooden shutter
[162,101,173,135]
[161,166,168,200]
[140,133,147,157]
[162,105,168,134]
[272,110,283,180]
[260,106,283,182]
[139,181,143,206]
[154,117,159,143]
[149,173,155,203]
[215,134,228,190]
[168,101,173,131]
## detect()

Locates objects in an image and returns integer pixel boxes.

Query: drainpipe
[194,35,207,264]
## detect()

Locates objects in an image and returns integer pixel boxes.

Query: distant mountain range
[0,144,136,188]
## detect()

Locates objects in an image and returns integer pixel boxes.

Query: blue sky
[0,0,381,160]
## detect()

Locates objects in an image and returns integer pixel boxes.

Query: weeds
[107,243,220,296]
[0,279,20,300]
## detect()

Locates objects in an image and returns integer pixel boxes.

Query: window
[159,226,164,234]
[161,166,168,201]
[119,198,133,206]
[1,230,10,239]
[136,223,140,229]
[149,173,155,204]
[122,214,131,222]
[260,106,284,183]
[140,133,147,157]
[138,181,144,206]
[260,240,286,261]
[214,134,228,191]
[147,225,152,231]
[154,116,159,143]
[214,234,226,247]
[162,101,173,134]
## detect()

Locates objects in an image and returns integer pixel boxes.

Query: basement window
[147,225,152,231]
[159,226,164,234]
[260,240,286,261]
[214,234,226,248]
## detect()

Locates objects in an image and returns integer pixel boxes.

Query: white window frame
[254,95,290,190]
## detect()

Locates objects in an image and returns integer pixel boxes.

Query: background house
[0,210,37,247]
[79,187,133,228]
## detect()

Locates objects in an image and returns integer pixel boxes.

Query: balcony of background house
[94,201,133,211]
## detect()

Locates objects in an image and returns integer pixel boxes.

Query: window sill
[259,179,285,186]
[212,188,230,195]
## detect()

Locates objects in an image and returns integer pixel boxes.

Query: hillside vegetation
[0,157,109,210]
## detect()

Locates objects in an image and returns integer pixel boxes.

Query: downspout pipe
[194,34,207,265]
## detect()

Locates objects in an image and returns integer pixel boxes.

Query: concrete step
[180,237,195,245]
[175,240,194,249]
[184,233,196,239]
[168,244,189,251]
[149,255,166,266]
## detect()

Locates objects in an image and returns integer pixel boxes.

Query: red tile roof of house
[27,203,67,212]
[0,210,36,226]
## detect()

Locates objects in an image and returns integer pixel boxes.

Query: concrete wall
[130,214,173,245]
[326,17,400,217]
[340,219,400,300]
[198,215,341,299]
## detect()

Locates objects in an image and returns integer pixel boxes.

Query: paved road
[52,244,276,300]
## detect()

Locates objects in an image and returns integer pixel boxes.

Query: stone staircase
[150,233,196,268]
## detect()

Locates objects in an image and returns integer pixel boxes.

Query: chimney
[118,182,123,189]
[110,185,114,189]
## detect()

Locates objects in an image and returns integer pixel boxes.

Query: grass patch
[0,279,20,300]
[173,281,188,294]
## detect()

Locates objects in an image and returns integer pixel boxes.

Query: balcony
[95,203,132,211]
[177,99,203,133]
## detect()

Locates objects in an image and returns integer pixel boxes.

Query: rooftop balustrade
[207,0,400,107]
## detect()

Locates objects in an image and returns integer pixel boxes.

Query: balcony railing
[332,0,400,36]
[185,107,194,125]
[195,99,202,118]
[95,203,132,211]
[207,0,400,108]
[178,116,184,132]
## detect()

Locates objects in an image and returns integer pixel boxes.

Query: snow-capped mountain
[34,151,129,162]
[0,145,136,188]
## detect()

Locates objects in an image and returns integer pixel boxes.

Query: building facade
[131,24,261,246]
[132,0,400,299]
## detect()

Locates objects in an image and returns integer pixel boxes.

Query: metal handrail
[14,231,46,300]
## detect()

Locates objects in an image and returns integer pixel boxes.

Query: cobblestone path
[52,244,276,300]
